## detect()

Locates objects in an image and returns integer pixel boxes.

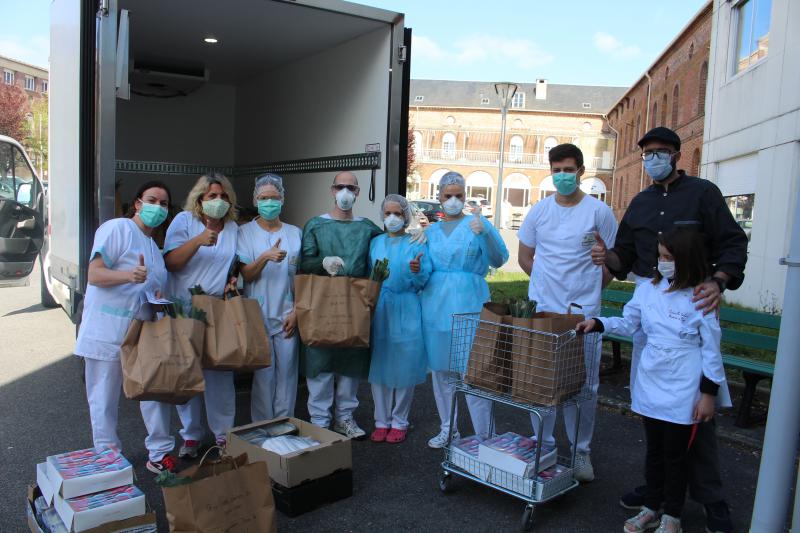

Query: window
[653,102,659,127]
[689,43,694,59]
[543,136,558,155]
[41,80,48,93]
[734,0,771,74]
[481,97,490,105]
[0,144,39,208]
[509,136,524,163]
[691,148,701,175]
[414,95,424,103]
[582,103,591,109]
[446,115,456,126]
[665,66,669,80]
[24,76,34,91]
[412,131,423,152]
[582,121,592,131]
[725,194,755,241]
[661,94,668,125]
[3,70,14,85]
[511,92,525,109]
[671,84,680,128]
[635,115,641,148]
[441,132,456,159]
[698,62,708,116]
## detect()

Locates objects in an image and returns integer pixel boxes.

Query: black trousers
[687,419,724,504]
[642,416,694,518]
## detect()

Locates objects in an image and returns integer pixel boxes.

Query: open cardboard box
[227,417,352,488]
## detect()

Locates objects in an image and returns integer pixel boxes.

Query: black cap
[638,127,681,151]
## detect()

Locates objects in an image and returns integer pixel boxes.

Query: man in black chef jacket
[593,126,748,533]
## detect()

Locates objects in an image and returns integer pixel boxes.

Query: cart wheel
[520,505,534,531]
[438,471,453,493]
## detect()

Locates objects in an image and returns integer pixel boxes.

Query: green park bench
[600,288,779,428]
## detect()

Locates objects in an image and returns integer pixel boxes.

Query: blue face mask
[202,198,231,219]
[257,199,282,220]
[644,152,675,182]
[138,202,168,228]
[553,172,578,196]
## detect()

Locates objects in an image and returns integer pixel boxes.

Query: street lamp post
[494,82,518,229]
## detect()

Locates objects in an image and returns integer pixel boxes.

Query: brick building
[606,1,712,219]
[0,55,49,99]
[410,79,625,224]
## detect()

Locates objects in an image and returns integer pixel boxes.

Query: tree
[24,96,48,178]
[0,84,30,140]
[407,126,417,177]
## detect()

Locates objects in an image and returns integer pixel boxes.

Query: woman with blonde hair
[139,173,239,472]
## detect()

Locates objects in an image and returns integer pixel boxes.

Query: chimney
[535,79,547,100]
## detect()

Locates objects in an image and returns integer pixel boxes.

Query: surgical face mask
[658,260,676,279]
[442,196,464,216]
[202,198,231,219]
[138,202,168,228]
[335,188,356,211]
[384,214,405,233]
[257,199,282,221]
[553,172,578,196]
[644,152,675,182]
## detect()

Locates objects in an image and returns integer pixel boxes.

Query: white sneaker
[428,428,459,449]
[333,418,366,440]
[654,514,682,533]
[574,452,595,483]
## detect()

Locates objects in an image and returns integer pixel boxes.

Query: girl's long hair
[653,227,709,291]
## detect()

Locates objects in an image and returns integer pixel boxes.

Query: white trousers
[84,358,123,450]
[203,369,235,442]
[432,371,493,437]
[139,397,204,462]
[251,333,299,422]
[530,334,602,454]
[371,384,415,429]
[306,373,359,427]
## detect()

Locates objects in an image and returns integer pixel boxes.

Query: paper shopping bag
[162,453,277,533]
[465,303,512,393]
[294,274,382,348]
[120,316,205,404]
[192,293,271,370]
[509,311,586,406]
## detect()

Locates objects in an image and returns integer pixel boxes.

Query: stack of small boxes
[29,446,155,533]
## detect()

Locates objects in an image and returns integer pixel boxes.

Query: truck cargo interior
[114,0,402,226]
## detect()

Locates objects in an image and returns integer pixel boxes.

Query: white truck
[45,0,412,318]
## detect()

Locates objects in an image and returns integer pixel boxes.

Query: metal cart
[438,312,600,531]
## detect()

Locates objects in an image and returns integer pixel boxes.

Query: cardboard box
[54,485,146,532]
[448,435,490,482]
[228,417,352,488]
[477,432,557,478]
[46,447,133,499]
[272,469,352,517]
[37,463,56,505]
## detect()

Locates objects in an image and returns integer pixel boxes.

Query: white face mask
[335,189,356,211]
[384,214,405,233]
[658,260,676,279]
[442,196,464,216]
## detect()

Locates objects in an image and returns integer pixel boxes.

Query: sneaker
[704,501,733,533]
[146,455,178,475]
[620,485,648,510]
[428,428,459,449]
[654,514,682,533]
[333,418,367,440]
[178,439,200,459]
[574,452,595,483]
[624,507,661,533]
[386,428,408,443]
[370,427,389,442]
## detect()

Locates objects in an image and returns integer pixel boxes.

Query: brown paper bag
[163,453,277,533]
[294,274,382,348]
[465,303,512,393]
[192,293,271,370]
[510,311,586,406]
[120,316,205,404]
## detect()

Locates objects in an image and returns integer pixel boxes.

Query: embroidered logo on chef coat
[668,308,690,322]
[581,232,597,247]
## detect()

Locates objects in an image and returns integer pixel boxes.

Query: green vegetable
[161,294,207,324]
[370,258,390,282]
[155,470,192,487]
[507,298,537,318]
[188,284,206,295]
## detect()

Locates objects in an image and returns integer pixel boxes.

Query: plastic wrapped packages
[260,436,321,455]
[236,422,299,446]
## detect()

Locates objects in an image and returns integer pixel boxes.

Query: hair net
[439,171,466,190]
[381,193,414,228]
[253,173,285,205]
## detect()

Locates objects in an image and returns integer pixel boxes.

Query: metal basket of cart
[438,307,600,531]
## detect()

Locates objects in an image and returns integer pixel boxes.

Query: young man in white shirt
[517,143,618,482]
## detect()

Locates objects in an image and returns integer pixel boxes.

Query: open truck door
[0,136,46,288]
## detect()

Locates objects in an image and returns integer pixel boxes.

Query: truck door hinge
[98,0,109,16]
[397,45,408,63]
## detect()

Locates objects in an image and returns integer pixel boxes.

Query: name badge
[581,232,596,247]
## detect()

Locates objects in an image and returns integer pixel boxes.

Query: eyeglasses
[641,149,676,161]
[332,184,359,192]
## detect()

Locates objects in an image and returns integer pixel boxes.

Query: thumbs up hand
[469,208,484,235]
[409,252,423,274]
[263,237,287,263]
[130,254,148,284]
[590,231,607,266]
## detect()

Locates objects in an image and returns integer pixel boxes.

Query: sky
[0,0,707,88]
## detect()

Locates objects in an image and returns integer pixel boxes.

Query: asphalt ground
[1,266,760,532]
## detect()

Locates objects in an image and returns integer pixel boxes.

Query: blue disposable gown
[420,216,509,371]
[368,234,432,388]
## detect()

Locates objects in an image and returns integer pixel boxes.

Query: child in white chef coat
[577,228,728,533]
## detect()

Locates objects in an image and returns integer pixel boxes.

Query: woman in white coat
[237,174,302,421]
[577,228,729,533]
[139,173,239,472]
[74,181,171,453]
